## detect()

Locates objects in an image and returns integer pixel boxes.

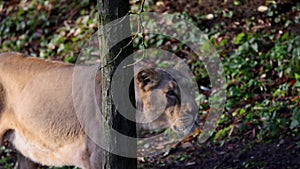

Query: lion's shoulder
[0,52,27,61]
[0,52,73,73]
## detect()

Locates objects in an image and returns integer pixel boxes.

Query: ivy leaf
[233,32,246,45]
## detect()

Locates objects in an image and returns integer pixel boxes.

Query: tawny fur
[0,53,89,168]
[0,52,192,168]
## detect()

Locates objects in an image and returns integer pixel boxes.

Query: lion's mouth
[171,112,195,134]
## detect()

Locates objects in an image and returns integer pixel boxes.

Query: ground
[0,0,300,168]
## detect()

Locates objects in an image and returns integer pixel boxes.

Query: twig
[98,0,147,70]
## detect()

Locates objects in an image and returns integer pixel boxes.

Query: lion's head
[135,68,196,134]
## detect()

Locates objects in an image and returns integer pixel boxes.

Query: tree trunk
[97,0,136,169]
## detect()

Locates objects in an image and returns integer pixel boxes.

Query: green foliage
[0,157,14,169]
[202,1,300,143]
[0,0,97,61]
[213,124,233,142]
[290,107,300,129]
[216,32,300,142]
[1,0,300,168]
[131,8,297,145]
[0,146,14,169]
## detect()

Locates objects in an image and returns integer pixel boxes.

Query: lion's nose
[173,125,185,133]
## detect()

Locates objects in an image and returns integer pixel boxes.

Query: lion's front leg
[86,136,102,169]
[16,152,40,169]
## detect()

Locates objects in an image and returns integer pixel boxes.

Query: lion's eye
[166,90,176,97]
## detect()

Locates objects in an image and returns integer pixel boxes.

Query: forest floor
[139,0,300,168]
[0,0,300,168]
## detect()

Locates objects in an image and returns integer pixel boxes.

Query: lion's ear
[136,68,160,91]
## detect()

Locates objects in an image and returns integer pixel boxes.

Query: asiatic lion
[0,52,195,169]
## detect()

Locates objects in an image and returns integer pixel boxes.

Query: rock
[257,6,268,12]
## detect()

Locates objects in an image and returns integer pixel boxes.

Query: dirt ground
[138,135,300,168]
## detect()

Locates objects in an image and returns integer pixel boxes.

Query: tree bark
[97,0,136,169]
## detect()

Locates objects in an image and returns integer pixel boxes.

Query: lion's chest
[11,131,88,168]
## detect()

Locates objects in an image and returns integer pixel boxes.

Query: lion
[0,52,196,169]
